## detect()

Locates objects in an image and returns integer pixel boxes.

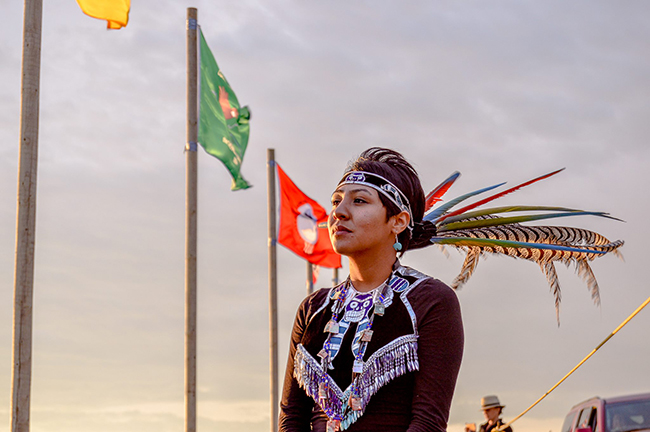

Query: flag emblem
[277,164,342,268]
[297,203,319,254]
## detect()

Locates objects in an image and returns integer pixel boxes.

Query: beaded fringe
[294,344,346,416]
[294,335,419,430]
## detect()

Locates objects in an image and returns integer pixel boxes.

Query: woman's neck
[348,249,397,292]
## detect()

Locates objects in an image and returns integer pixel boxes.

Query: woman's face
[328,184,396,257]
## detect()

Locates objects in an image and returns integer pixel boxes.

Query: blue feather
[424,182,506,222]
[430,236,607,255]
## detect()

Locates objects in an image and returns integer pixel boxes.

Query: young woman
[279,148,464,432]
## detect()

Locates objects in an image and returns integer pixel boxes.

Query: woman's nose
[332,199,349,220]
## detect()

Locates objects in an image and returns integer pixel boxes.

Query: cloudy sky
[1,1,649,431]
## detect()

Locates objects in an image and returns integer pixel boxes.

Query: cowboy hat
[481,395,505,410]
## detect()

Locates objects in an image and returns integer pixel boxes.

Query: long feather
[424,182,506,221]
[539,261,562,325]
[575,259,601,307]
[440,205,589,225]
[509,225,617,247]
[451,247,481,290]
[424,171,461,212]
[438,211,614,232]
[435,168,565,223]
[430,236,609,255]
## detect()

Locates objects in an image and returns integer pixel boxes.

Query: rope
[497,294,650,431]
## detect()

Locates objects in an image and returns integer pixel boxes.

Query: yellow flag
[76,0,130,29]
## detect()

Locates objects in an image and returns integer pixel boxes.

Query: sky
[1,1,649,432]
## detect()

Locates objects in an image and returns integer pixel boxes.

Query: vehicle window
[562,412,579,432]
[577,408,596,431]
[606,399,650,432]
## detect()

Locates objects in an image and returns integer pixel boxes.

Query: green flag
[199,30,251,191]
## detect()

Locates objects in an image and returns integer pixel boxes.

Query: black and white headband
[336,171,414,230]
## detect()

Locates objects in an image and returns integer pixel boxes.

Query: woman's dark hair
[345,147,432,253]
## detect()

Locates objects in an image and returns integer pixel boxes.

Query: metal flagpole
[306,262,314,295]
[332,268,339,287]
[266,149,279,432]
[12,0,43,431]
[185,7,198,432]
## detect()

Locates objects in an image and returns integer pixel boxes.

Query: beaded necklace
[319,275,391,432]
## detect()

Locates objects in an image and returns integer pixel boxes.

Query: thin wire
[498,294,650,431]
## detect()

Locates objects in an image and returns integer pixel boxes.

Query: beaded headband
[336,171,414,229]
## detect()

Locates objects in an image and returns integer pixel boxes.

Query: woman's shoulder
[397,265,459,307]
[414,276,456,297]
[395,265,454,294]
[396,267,463,334]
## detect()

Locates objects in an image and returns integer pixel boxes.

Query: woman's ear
[391,210,410,235]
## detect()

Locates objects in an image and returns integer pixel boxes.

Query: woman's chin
[331,240,354,257]
[332,245,349,256]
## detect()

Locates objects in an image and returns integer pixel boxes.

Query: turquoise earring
[393,234,402,251]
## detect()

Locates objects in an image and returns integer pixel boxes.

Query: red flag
[277,164,342,269]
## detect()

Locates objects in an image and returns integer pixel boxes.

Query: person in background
[465,395,513,432]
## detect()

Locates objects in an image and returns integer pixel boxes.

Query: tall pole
[266,149,278,432]
[185,7,198,432]
[306,262,314,296]
[332,268,339,287]
[11,0,43,431]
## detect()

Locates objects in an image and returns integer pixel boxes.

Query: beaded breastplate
[293,264,430,431]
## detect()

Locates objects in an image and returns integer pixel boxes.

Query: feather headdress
[419,169,623,324]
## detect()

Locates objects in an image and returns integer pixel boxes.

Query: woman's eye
[354,198,366,203]
[331,199,341,206]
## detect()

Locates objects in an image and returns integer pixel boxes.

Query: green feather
[437,211,613,232]
[439,206,588,225]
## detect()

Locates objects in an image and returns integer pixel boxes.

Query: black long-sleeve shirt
[279,266,464,432]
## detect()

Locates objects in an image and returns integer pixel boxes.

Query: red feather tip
[424,172,460,212]
[435,168,565,223]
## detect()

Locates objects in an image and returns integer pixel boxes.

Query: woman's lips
[331,225,352,234]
